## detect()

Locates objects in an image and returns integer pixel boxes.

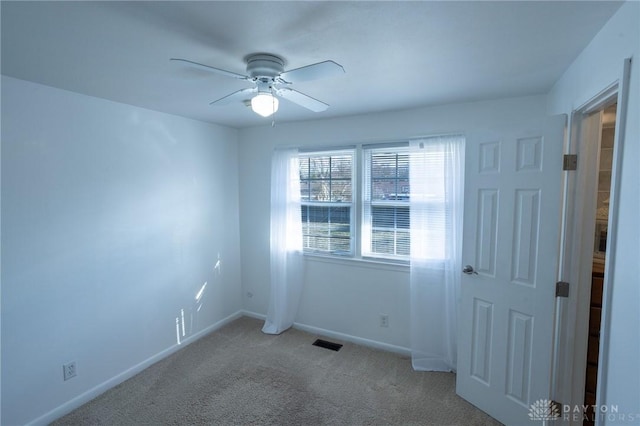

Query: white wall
[0,76,243,426]
[238,95,548,351]
[548,2,639,424]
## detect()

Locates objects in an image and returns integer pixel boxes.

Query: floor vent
[312,339,343,352]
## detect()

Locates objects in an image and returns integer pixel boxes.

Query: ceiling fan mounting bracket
[256,79,275,94]
[245,54,285,79]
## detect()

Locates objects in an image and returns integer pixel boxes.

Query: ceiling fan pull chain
[271,87,277,127]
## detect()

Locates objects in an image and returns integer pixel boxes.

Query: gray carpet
[52,317,501,425]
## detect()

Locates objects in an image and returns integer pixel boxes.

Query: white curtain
[409,135,464,371]
[262,148,304,335]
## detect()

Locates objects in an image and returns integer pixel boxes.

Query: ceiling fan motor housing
[246,54,285,79]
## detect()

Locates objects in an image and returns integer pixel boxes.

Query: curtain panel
[262,148,304,335]
[409,135,465,371]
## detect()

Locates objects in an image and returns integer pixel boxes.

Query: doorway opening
[583,103,616,426]
[553,58,630,426]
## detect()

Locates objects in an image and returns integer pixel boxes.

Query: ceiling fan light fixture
[251,93,279,117]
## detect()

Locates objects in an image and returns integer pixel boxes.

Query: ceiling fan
[171,53,345,117]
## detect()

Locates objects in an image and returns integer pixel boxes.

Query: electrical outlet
[63,361,77,381]
[380,314,389,328]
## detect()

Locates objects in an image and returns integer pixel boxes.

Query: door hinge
[556,281,570,298]
[563,154,577,171]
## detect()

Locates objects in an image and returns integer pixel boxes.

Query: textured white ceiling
[1,1,622,129]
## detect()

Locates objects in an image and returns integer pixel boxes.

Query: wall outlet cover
[63,361,77,381]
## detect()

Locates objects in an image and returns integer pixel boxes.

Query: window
[363,147,411,259]
[298,137,460,262]
[299,151,354,255]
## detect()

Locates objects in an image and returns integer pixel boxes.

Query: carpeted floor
[52,317,502,425]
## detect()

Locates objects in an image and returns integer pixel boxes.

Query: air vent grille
[312,339,343,351]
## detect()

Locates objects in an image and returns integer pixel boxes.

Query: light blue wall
[548,2,640,423]
[1,76,243,425]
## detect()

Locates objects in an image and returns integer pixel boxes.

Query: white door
[456,115,566,425]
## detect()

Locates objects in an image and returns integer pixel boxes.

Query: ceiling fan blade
[209,87,257,106]
[170,58,250,80]
[276,87,329,112]
[279,60,345,83]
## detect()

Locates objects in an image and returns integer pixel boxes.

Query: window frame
[298,139,453,266]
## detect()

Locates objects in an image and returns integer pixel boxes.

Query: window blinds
[363,147,411,258]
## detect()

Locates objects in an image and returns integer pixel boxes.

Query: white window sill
[302,252,410,272]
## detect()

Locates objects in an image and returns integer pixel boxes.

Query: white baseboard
[27,311,243,426]
[240,310,266,321]
[293,322,411,357]
[240,311,410,356]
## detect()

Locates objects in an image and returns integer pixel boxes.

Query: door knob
[463,265,478,275]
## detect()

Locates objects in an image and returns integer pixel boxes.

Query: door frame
[552,58,631,424]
